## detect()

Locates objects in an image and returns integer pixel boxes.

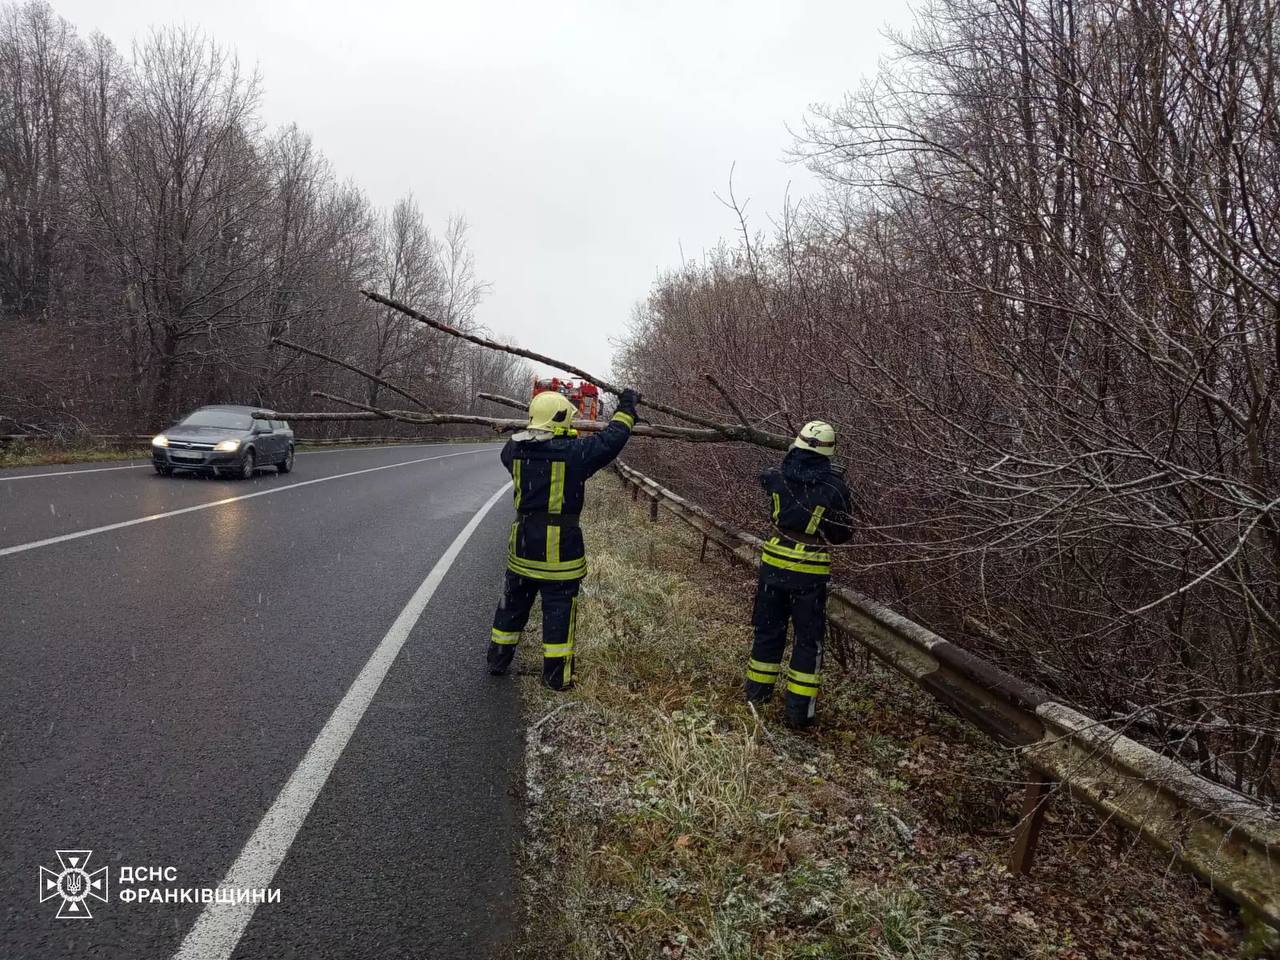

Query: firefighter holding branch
[486,385,640,690]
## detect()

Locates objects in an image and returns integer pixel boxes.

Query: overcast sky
[57,0,914,379]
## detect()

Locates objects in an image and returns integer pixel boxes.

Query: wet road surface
[0,443,523,959]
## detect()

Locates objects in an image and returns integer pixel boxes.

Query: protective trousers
[745,573,826,725]
[487,571,580,690]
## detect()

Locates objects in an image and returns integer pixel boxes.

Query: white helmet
[791,420,836,457]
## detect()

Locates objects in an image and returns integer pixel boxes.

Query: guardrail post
[699,534,709,562]
[1008,775,1054,875]
[648,496,659,522]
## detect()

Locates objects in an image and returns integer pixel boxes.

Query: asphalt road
[0,443,524,959]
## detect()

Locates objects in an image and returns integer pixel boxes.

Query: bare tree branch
[265,394,767,444]
[359,287,790,446]
[273,337,435,412]
[476,391,528,412]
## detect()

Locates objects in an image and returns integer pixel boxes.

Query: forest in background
[0,1,529,438]
[620,0,1280,800]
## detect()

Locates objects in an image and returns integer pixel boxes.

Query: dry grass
[511,475,1254,960]
[0,439,148,467]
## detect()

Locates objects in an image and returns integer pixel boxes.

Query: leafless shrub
[620,0,1280,799]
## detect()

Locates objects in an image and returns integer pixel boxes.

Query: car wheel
[277,444,294,474]
[238,449,256,480]
[154,463,173,477]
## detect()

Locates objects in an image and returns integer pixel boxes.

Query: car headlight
[152,434,169,448]
[214,439,240,452]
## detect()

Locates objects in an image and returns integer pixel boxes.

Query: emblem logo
[39,850,108,919]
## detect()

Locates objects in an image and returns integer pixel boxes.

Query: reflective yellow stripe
[544,643,573,658]
[787,680,820,697]
[804,505,826,535]
[508,521,517,556]
[508,565,586,582]
[762,538,831,574]
[549,461,565,514]
[546,524,560,564]
[763,537,831,563]
[761,552,831,576]
[749,659,781,675]
[771,493,781,523]
[508,553,587,573]
[508,557,588,581]
[512,460,523,509]
[787,667,820,697]
[612,410,635,428]
[491,628,520,645]
[748,669,778,684]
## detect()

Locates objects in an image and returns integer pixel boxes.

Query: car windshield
[178,410,253,430]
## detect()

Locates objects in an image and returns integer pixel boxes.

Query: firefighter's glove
[619,388,641,416]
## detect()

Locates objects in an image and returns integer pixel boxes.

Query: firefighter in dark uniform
[745,420,853,728]
[486,386,640,690]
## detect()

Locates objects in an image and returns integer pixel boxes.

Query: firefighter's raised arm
[573,388,640,476]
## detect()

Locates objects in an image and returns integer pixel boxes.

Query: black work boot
[784,688,817,730]
[487,642,515,676]
[542,657,575,692]
[784,713,815,732]
[745,679,775,705]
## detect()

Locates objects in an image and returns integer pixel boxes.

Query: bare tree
[0,1,77,320]
[620,0,1280,798]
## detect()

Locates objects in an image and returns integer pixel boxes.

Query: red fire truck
[532,376,601,421]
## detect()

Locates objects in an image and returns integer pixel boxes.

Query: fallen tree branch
[705,373,787,449]
[264,394,762,444]
[312,391,398,419]
[477,392,528,412]
[273,337,434,412]
[359,288,789,448]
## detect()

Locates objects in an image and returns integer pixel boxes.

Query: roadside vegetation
[618,0,1280,803]
[0,438,148,468]
[512,477,1253,960]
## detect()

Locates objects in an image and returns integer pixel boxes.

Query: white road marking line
[171,480,512,960]
[0,462,148,481]
[0,449,488,558]
[297,442,495,457]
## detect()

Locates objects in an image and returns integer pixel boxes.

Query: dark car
[151,405,295,479]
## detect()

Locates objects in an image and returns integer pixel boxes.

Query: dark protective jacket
[499,403,636,580]
[758,448,853,582]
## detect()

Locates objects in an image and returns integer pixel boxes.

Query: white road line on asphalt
[0,449,488,558]
[297,442,494,457]
[0,462,148,480]
[171,480,512,960]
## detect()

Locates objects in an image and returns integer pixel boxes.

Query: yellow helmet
[791,420,836,456]
[527,390,579,434]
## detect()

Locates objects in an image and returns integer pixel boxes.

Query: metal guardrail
[613,460,1280,929]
